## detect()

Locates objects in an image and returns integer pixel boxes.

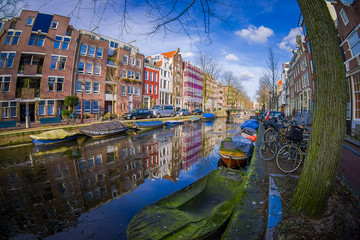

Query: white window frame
[94,63,101,76]
[0,75,11,92]
[86,62,94,75]
[50,21,59,29]
[340,8,349,26]
[93,82,100,94]
[26,17,34,26]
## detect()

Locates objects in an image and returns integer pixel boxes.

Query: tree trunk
[290,0,347,218]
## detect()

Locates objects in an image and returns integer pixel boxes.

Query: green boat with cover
[126,167,245,240]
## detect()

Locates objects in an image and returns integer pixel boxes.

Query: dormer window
[50,21,58,29]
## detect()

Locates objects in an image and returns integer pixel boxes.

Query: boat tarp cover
[81,121,128,132]
[240,119,259,130]
[190,116,200,121]
[30,129,77,140]
[126,168,245,240]
[135,121,163,127]
[232,135,254,159]
[202,113,215,118]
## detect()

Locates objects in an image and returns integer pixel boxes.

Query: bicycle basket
[286,125,304,141]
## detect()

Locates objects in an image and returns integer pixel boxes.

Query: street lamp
[80,82,85,123]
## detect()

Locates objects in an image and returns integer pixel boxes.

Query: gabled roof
[162,50,177,59]
[277,80,282,85]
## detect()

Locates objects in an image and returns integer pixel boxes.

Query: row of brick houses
[0,10,227,124]
[273,1,360,135]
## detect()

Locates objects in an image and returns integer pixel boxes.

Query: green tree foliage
[64,95,79,111]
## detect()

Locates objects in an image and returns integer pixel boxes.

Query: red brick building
[0,10,79,122]
[143,58,159,108]
[331,0,360,135]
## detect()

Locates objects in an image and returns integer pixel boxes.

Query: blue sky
[23,0,302,101]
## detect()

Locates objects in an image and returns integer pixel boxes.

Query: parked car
[176,109,190,116]
[150,105,175,118]
[123,109,152,120]
[265,111,286,121]
[191,109,203,115]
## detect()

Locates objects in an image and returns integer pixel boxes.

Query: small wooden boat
[126,167,245,240]
[79,121,129,138]
[30,129,79,145]
[236,127,257,142]
[219,137,248,168]
[190,116,200,122]
[201,113,216,121]
[133,121,164,130]
[165,120,184,127]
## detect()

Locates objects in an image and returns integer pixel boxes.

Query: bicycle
[275,125,308,173]
[259,132,290,160]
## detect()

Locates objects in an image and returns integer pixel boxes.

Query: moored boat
[165,120,184,127]
[190,116,200,122]
[134,121,164,130]
[201,112,216,121]
[30,129,79,145]
[219,137,248,168]
[235,127,257,142]
[79,121,129,138]
[126,167,245,240]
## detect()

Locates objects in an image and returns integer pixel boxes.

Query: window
[50,55,67,70]
[93,101,99,113]
[110,41,118,48]
[84,100,91,113]
[48,77,64,92]
[75,80,82,93]
[154,85,157,94]
[85,82,91,94]
[0,76,11,92]
[164,71,167,77]
[1,101,17,118]
[93,82,100,94]
[150,84,153,94]
[80,43,87,56]
[26,17,34,26]
[136,59,141,68]
[154,73,158,82]
[354,74,360,118]
[88,46,95,57]
[121,85,126,96]
[0,52,15,68]
[48,100,55,115]
[348,29,360,57]
[128,71,134,79]
[51,21,58,29]
[4,30,21,45]
[122,70,127,78]
[94,63,101,76]
[145,70,148,80]
[54,36,71,50]
[28,33,45,46]
[145,83,148,94]
[135,87,140,96]
[78,61,84,74]
[150,72,153,81]
[128,86,134,95]
[39,101,45,115]
[130,57,135,66]
[136,72,140,80]
[96,48,103,59]
[340,9,349,26]
[86,62,93,75]
[302,59,306,71]
[123,55,128,65]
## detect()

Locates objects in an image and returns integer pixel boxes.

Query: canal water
[0,117,247,239]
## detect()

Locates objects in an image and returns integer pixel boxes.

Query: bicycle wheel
[276,144,303,173]
[259,140,277,160]
[264,128,276,141]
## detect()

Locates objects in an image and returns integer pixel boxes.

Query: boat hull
[31,135,78,145]
[126,168,245,240]
[134,121,164,129]
[219,137,248,168]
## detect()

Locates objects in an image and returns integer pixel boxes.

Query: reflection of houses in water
[202,120,228,157]
[152,132,173,179]
[170,127,183,181]
[0,153,83,238]
[181,124,202,170]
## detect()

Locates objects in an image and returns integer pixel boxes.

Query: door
[29,103,35,122]
[20,104,26,123]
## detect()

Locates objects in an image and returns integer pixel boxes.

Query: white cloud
[278,27,303,50]
[238,71,255,81]
[181,52,194,58]
[235,25,274,44]
[225,54,239,61]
